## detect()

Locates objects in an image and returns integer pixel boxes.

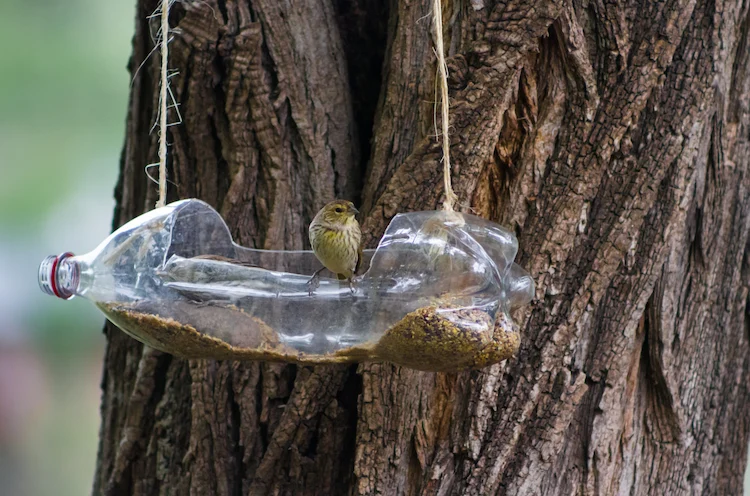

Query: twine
[432,0,457,212]
[156,0,170,208]
[150,1,451,211]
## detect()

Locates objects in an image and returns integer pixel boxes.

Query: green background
[0,1,132,494]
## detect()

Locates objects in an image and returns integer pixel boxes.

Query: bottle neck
[39,252,80,300]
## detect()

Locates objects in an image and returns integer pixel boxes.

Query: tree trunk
[95,0,750,494]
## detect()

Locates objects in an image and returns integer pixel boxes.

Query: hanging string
[156,0,170,208]
[432,0,457,212]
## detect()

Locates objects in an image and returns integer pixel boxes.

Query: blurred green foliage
[0,0,135,348]
[0,0,133,230]
[0,0,135,495]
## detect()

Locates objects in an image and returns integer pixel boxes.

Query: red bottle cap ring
[38,252,75,299]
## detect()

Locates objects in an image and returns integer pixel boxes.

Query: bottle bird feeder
[39,199,534,372]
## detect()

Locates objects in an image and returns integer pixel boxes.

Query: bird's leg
[307,268,324,296]
[347,277,355,295]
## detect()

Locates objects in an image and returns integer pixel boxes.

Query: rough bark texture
[95,0,750,494]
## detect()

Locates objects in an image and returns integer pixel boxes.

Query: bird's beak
[350,205,360,215]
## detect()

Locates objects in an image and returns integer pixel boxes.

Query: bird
[308,200,362,293]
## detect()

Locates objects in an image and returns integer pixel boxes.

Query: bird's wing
[355,244,363,275]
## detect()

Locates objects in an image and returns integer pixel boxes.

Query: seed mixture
[100,300,519,371]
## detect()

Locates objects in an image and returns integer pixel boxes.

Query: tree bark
[95,0,750,494]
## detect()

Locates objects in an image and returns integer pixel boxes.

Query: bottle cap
[38,252,77,299]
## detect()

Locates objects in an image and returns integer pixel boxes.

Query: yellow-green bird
[308,200,362,290]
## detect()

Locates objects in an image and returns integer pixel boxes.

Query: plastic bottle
[39,199,534,371]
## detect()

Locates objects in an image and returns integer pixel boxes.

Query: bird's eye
[335,207,343,213]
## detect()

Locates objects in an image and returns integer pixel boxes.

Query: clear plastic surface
[39,199,535,371]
